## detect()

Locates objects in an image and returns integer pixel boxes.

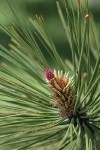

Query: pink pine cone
[44,68,55,81]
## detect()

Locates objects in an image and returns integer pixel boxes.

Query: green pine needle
[0,0,100,150]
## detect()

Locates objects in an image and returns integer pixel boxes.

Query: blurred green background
[0,0,100,61]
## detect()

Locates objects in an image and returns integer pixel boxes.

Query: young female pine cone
[44,68,75,118]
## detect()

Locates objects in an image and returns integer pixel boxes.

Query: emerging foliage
[0,0,100,150]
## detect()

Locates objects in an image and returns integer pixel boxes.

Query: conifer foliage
[0,0,100,150]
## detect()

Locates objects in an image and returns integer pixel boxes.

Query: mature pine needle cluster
[0,0,100,150]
